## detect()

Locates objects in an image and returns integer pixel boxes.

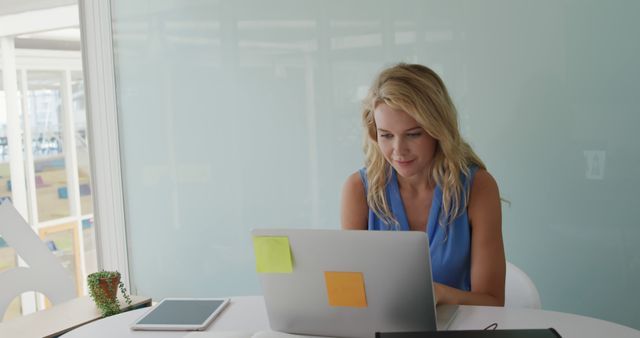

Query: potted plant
[87,270,132,317]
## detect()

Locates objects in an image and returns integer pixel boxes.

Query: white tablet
[130,298,230,331]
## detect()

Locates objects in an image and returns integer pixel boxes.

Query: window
[0,3,97,320]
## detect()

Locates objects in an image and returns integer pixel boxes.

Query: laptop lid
[251,229,438,338]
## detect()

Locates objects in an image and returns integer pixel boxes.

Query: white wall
[109,0,640,329]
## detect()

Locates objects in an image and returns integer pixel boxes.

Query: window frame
[78,0,131,290]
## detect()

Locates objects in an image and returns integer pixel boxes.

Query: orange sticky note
[324,271,367,308]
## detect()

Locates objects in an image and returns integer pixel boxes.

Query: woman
[341,63,505,306]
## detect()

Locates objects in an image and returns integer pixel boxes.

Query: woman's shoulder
[467,168,500,224]
[344,170,365,192]
[471,168,499,193]
[341,170,369,230]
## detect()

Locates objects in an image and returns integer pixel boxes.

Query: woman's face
[373,103,437,179]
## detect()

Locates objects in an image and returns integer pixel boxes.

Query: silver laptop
[251,229,457,338]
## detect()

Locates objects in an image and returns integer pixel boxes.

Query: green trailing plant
[87,270,132,317]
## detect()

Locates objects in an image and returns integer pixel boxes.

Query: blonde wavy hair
[362,63,485,227]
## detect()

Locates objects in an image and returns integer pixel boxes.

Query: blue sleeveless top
[358,167,478,291]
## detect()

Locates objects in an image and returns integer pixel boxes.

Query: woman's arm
[340,172,368,230]
[435,169,506,306]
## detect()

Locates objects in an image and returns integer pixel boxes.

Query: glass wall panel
[38,222,82,295]
[0,236,19,321]
[71,71,94,216]
[26,71,70,222]
[1,56,19,322]
[82,217,97,275]
[2,4,98,320]
[0,163,10,205]
[112,0,640,329]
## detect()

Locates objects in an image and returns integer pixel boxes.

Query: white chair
[504,261,542,309]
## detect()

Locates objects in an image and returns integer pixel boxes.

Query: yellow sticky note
[253,236,293,273]
[324,271,368,308]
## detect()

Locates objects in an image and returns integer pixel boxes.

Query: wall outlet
[583,150,606,180]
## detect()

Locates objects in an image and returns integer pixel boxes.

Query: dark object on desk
[375,328,561,338]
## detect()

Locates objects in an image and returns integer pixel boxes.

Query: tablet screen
[135,299,227,327]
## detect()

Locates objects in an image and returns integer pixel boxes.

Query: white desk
[61,296,640,338]
[0,295,151,338]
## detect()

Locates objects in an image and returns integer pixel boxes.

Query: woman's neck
[396,172,434,194]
